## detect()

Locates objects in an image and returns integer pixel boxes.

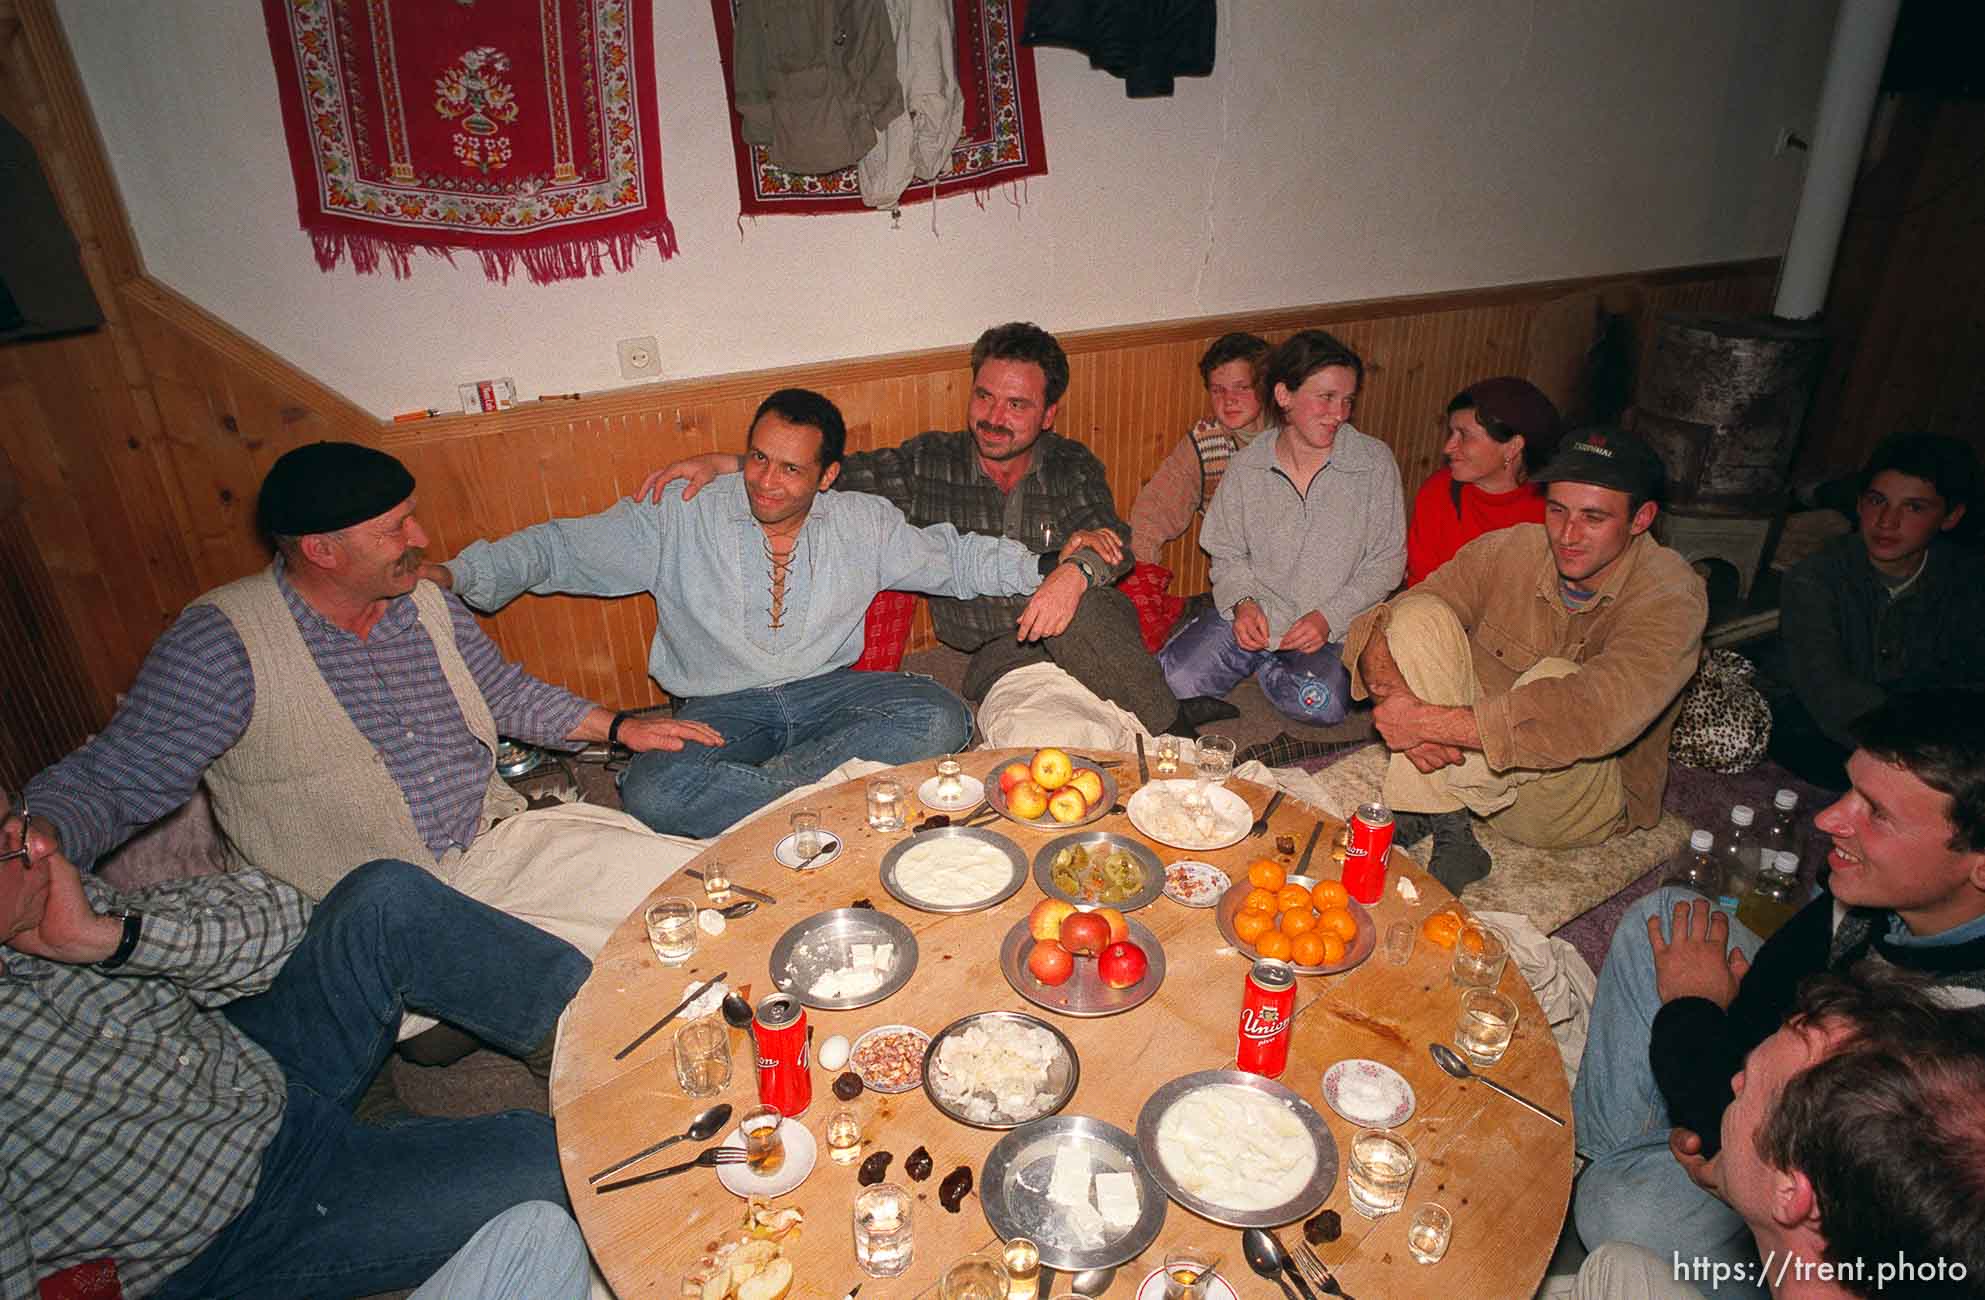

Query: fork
[1291,1239,1352,1300]
[595,1145,747,1193]
[1248,790,1286,839]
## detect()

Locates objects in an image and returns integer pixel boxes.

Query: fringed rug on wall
[710,0,1048,216]
[261,0,676,282]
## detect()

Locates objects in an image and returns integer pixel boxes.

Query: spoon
[717,899,758,919]
[1429,1042,1566,1126]
[1069,1266,1117,1295]
[586,1101,733,1183]
[1243,1228,1313,1300]
[722,990,755,1034]
[793,835,840,868]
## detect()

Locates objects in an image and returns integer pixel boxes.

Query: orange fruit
[1279,907,1318,937]
[1318,932,1347,964]
[1459,924,1488,955]
[1422,911,1465,949]
[1246,859,1286,891]
[1243,887,1279,914]
[1276,884,1313,912]
[1233,910,1272,943]
[1290,932,1327,966]
[1310,879,1350,912]
[1255,930,1293,960]
[1318,907,1358,942]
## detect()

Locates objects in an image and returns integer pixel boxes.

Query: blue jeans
[154,860,591,1300]
[1157,607,1350,725]
[619,669,972,838]
[1571,887,1766,1298]
[410,1201,589,1300]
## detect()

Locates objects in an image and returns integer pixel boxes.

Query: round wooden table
[554,752,1573,1299]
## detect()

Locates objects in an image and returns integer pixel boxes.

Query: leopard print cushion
[1669,649,1772,774]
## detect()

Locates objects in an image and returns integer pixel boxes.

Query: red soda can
[1237,959,1296,1078]
[754,992,812,1117]
[1342,800,1396,905]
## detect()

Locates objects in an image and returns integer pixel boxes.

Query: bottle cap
[1690,829,1714,852]
[1774,788,1798,811]
[1731,805,1755,826]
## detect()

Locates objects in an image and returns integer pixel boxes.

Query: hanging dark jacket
[1022,0,1216,98]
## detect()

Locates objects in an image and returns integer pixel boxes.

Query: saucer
[715,1117,817,1199]
[1134,1266,1238,1300]
[1322,1058,1416,1128]
[772,832,844,871]
[918,774,986,812]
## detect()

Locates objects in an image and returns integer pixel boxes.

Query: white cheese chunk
[1093,1171,1140,1228]
[1048,1145,1090,1208]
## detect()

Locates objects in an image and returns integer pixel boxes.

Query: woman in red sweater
[1405,376,1565,586]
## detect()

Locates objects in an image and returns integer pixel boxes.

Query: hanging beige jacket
[734,0,904,175]
[858,0,964,207]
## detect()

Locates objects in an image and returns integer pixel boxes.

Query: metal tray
[982,757,1119,831]
[877,826,1028,914]
[1032,832,1166,912]
[980,1115,1168,1271]
[922,1010,1079,1129]
[1213,876,1376,976]
[1135,1070,1338,1228]
[998,917,1166,1018]
[767,909,918,1010]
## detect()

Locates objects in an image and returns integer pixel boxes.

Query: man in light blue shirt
[433,389,1048,837]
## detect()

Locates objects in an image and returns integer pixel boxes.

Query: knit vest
[196,569,525,898]
[1191,421,1268,509]
[1829,906,1985,1003]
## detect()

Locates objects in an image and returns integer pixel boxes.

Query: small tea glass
[1347,1127,1416,1219]
[939,1252,1009,1300]
[1408,1202,1453,1264]
[1383,920,1416,966]
[1449,921,1510,988]
[1162,1246,1220,1300]
[1152,734,1183,776]
[643,896,698,966]
[934,755,967,804]
[698,857,733,905]
[1001,1238,1042,1300]
[866,778,906,831]
[1455,989,1519,1067]
[672,1018,731,1098]
[1193,735,1237,788]
[740,1104,785,1175]
[824,1108,862,1166]
[853,1182,915,1278]
[789,808,823,860]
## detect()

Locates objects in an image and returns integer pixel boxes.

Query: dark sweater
[1650,893,1985,1154]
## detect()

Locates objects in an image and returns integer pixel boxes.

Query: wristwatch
[1067,555,1100,588]
[94,912,143,972]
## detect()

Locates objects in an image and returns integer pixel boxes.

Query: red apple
[1058,910,1111,956]
[1028,897,1078,942]
[1030,747,1074,791]
[998,762,1033,797]
[1092,906,1129,946]
[1047,787,1089,825]
[1068,768,1105,807]
[1008,780,1049,820]
[1027,939,1075,986]
[1096,940,1149,989]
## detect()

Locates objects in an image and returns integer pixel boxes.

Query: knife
[683,869,778,905]
[1134,733,1150,783]
[616,969,727,1061]
[1293,820,1325,875]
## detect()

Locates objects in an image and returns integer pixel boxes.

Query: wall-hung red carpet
[261,0,676,282]
[712,0,1048,216]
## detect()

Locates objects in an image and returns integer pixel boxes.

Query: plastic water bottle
[1663,829,1723,900]
[1715,806,1759,911]
[1759,788,1801,862]
[1738,849,1803,938]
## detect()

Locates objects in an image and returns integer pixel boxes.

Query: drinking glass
[1162,1246,1220,1300]
[934,755,966,804]
[1152,733,1182,776]
[853,1182,915,1277]
[1383,920,1416,966]
[1455,989,1519,1066]
[825,1108,862,1166]
[1347,1127,1416,1218]
[789,808,822,860]
[939,1252,1009,1300]
[1408,1203,1453,1264]
[643,896,698,966]
[1002,1238,1042,1300]
[699,857,733,905]
[866,778,906,831]
[1193,735,1237,787]
[1448,921,1509,988]
[672,1018,731,1098]
[740,1104,785,1175]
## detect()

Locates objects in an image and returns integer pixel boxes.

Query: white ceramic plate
[771,831,844,871]
[1134,1267,1238,1300]
[918,774,986,812]
[715,1117,817,1199]
[1321,1058,1416,1128]
[1125,781,1252,852]
[1161,859,1231,908]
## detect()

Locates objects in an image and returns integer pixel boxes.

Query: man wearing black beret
[19,441,704,1032]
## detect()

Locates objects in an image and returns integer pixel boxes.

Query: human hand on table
[1649,897,1750,1008]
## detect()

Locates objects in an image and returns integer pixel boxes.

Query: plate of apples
[1000,896,1166,1017]
[985,748,1119,830]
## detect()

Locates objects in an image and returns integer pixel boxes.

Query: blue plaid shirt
[26,563,593,868]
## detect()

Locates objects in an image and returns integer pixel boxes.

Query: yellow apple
[1047,787,1089,824]
[1008,780,1050,820]
[1028,897,1078,941]
[1030,747,1074,790]
[998,762,1033,797]
[1068,768,1105,806]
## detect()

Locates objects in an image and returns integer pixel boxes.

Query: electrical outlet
[618,336,660,380]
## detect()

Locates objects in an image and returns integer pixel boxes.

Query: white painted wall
[55,1,1837,417]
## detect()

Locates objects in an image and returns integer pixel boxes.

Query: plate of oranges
[1213,858,1376,976]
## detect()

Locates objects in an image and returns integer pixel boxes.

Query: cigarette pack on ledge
[458,377,516,414]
